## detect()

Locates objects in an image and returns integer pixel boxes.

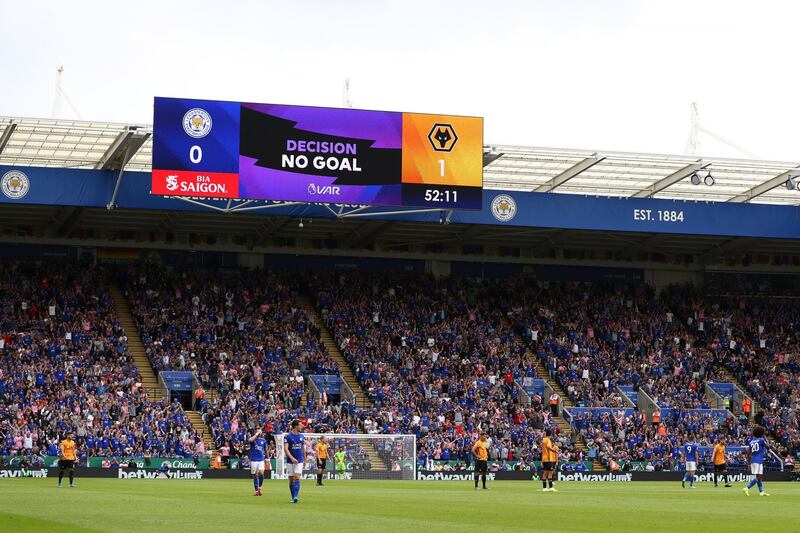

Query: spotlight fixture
[298,218,304,229]
[690,172,701,185]
[703,172,715,186]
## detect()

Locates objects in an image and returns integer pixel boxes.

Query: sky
[1,0,798,161]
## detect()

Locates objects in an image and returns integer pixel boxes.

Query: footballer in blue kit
[681,439,699,489]
[248,429,267,496]
[284,420,304,503]
[743,426,770,497]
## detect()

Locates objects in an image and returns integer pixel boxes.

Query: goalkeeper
[333,448,347,479]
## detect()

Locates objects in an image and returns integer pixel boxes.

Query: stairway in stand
[297,295,372,410]
[501,319,598,470]
[109,286,217,461]
[526,350,600,467]
[714,358,798,471]
[297,295,386,471]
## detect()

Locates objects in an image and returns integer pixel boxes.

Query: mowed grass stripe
[0,479,798,533]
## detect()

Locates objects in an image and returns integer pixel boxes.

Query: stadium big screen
[151,97,483,209]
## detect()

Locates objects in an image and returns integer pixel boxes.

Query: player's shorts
[317,458,327,470]
[475,460,488,473]
[685,461,697,471]
[58,459,75,470]
[250,460,265,475]
[750,463,763,475]
[287,461,304,476]
[542,461,556,472]
[713,463,727,472]
[336,462,346,472]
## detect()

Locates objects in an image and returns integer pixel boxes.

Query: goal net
[275,433,416,480]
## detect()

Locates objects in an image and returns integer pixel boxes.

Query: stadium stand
[664,279,800,463]
[312,273,584,468]
[119,266,379,467]
[0,263,203,464]
[0,260,795,474]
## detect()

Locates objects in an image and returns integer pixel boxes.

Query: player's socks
[482,475,487,489]
[254,477,259,491]
[713,473,717,486]
[746,479,757,490]
[542,480,547,489]
[475,474,479,489]
[259,474,264,488]
[756,479,763,493]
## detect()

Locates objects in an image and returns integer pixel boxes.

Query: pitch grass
[0,479,799,533]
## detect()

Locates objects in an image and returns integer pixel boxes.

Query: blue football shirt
[285,432,305,462]
[249,437,267,462]
[748,437,767,464]
[684,442,698,463]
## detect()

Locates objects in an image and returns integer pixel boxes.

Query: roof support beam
[343,220,395,249]
[0,122,17,157]
[727,167,800,203]
[96,130,150,170]
[95,131,133,170]
[57,207,84,237]
[530,229,567,254]
[105,131,151,210]
[630,161,702,198]
[483,151,504,167]
[620,233,668,255]
[698,237,758,262]
[534,154,604,193]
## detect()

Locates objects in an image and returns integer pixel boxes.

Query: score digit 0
[190,145,203,164]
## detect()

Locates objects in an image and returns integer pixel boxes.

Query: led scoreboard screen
[151,97,483,209]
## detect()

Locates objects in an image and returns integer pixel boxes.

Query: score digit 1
[190,145,202,164]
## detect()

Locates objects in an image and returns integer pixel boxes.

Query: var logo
[307,183,341,196]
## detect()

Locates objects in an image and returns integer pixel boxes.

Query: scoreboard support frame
[167,194,449,220]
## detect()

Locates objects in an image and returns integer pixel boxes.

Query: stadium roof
[2,115,800,205]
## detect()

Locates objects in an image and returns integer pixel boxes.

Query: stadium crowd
[313,273,582,465]
[0,263,203,464]
[505,280,725,410]
[0,261,796,471]
[123,265,354,461]
[666,281,800,459]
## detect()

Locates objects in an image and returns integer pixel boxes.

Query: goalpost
[275,433,416,480]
